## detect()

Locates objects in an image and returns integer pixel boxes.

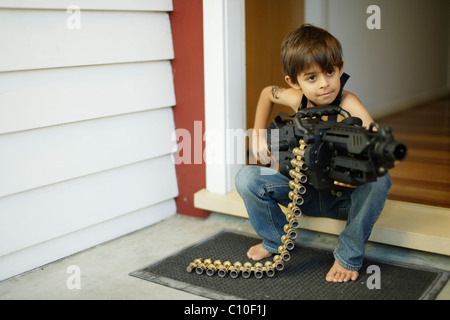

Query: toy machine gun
[186,105,407,279]
[268,105,407,191]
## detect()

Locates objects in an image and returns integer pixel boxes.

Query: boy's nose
[319,75,329,88]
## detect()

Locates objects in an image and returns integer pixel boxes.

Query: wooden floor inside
[377,96,450,208]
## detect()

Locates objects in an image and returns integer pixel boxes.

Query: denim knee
[377,173,392,193]
[235,166,282,197]
[235,166,258,196]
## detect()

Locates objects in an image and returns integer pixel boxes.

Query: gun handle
[294,106,352,143]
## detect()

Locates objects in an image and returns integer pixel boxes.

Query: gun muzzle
[380,141,407,161]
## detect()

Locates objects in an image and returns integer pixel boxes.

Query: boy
[235,24,392,283]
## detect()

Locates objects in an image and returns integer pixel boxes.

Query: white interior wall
[305,0,450,118]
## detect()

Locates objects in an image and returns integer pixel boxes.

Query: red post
[170,0,210,218]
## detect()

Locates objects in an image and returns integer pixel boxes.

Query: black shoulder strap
[330,72,350,107]
[327,72,349,121]
[299,93,308,110]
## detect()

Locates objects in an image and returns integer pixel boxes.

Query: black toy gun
[267,106,407,191]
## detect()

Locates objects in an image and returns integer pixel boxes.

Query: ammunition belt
[186,140,308,279]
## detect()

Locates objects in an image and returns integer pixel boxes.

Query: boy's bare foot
[326,259,359,283]
[247,243,272,261]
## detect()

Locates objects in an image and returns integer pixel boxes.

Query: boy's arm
[252,86,301,164]
[340,91,374,129]
[254,86,301,129]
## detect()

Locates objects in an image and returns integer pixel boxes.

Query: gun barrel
[384,142,407,161]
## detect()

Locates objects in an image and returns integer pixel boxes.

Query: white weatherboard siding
[0,61,175,134]
[0,0,177,281]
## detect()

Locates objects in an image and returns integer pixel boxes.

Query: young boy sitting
[235,24,392,283]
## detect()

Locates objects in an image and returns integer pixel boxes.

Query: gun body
[267,106,407,192]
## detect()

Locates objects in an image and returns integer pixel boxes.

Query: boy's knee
[376,173,392,191]
[362,173,392,203]
[235,166,257,193]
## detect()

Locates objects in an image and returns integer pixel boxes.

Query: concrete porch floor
[0,212,449,300]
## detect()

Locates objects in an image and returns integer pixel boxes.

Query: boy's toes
[247,243,272,261]
[326,259,359,283]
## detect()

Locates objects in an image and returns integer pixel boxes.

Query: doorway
[197,0,450,258]
[245,0,304,131]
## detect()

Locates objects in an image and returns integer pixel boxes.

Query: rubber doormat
[130,229,449,300]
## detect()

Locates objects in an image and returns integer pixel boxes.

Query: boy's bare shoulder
[340,90,374,126]
[340,90,362,106]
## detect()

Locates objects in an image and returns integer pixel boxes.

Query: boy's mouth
[319,91,333,97]
[310,90,336,106]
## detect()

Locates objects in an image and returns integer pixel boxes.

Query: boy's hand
[252,131,271,165]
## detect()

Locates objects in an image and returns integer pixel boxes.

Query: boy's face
[286,64,342,106]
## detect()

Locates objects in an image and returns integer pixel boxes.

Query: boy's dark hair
[281,24,343,84]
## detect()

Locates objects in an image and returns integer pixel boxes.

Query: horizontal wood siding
[0,155,178,257]
[0,0,173,11]
[0,108,176,197]
[0,9,174,72]
[0,61,175,134]
[0,0,177,280]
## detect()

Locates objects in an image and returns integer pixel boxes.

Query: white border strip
[203,0,246,194]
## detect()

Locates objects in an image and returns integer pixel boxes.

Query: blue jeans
[235,166,392,271]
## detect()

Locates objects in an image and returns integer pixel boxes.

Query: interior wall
[306,0,450,118]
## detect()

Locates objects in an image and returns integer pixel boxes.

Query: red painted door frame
[170,0,209,218]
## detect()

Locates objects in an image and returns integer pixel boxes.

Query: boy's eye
[327,70,335,76]
[307,75,316,81]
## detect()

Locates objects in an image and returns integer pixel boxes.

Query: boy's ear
[285,75,301,90]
